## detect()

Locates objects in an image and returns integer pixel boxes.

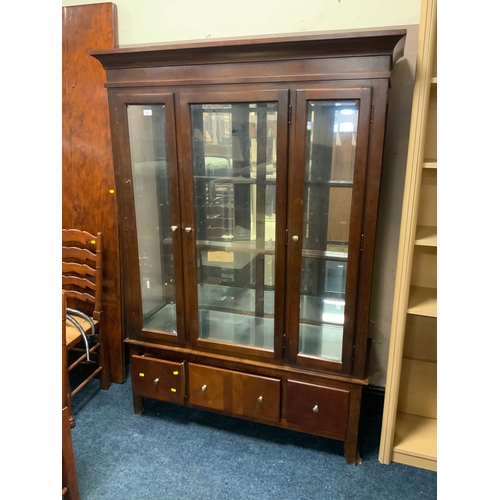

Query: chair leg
[63,342,76,428]
[98,335,111,390]
[65,365,75,428]
[62,406,80,499]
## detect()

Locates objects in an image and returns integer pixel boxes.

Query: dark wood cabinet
[92,29,405,464]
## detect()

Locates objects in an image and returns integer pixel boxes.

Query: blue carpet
[70,374,437,500]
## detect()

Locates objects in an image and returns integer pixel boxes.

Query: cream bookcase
[379,0,437,471]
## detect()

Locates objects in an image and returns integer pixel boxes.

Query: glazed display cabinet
[92,29,406,464]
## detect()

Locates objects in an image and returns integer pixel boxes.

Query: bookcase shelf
[407,286,437,317]
[414,225,437,247]
[393,412,437,471]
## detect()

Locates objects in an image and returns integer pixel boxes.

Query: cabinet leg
[344,386,362,464]
[133,393,144,415]
[344,444,362,465]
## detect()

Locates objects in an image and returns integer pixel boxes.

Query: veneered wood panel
[130,355,185,404]
[403,315,437,362]
[286,380,350,436]
[62,3,124,383]
[398,358,437,419]
[410,246,437,289]
[188,363,231,411]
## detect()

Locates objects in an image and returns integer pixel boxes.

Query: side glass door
[178,90,289,359]
[111,92,185,343]
[287,88,373,372]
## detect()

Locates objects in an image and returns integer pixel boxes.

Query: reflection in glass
[299,100,359,361]
[191,102,278,349]
[127,104,177,333]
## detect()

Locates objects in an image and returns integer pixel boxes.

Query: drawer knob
[171,225,178,232]
[257,396,263,403]
[201,384,207,392]
[292,235,299,242]
[312,404,319,413]
[153,378,160,385]
[185,227,192,233]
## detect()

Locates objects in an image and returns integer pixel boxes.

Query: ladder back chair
[62,229,110,426]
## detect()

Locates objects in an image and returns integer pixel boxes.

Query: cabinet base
[127,342,367,465]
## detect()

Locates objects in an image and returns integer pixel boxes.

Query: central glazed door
[177,89,289,360]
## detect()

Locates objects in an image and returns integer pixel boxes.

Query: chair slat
[62,262,97,278]
[62,275,96,292]
[62,228,98,246]
[63,246,97,263]
[64,289,96,305]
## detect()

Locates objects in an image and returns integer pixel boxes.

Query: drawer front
[131,355,185,404]
[189,363,281,422]
[233,372,281,423]
[286,380,349,436]
[189,363,231,411]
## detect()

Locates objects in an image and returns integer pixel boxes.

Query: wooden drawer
[189,363,231,411]
[189,363,281,423]
[131,355,185,404]
[286,380,350,436]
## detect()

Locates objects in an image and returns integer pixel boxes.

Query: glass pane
[299,100,359,361]
[191,102,277,349]
[127,104,177,334]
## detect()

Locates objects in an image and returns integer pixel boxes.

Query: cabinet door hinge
[288,104,292,124]
[285,228,288,245]
[360,233,364,252]
[370,104,375,123]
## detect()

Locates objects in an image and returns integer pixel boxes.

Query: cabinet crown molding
[90,29,406,70]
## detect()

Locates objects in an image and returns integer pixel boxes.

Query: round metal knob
[201,384,207,392]
[312,404,319,413]
[292,235,299,242]
[153,378,159,385]
[185,227,192,233]
[171,225,178,232]
[257,396,263,403]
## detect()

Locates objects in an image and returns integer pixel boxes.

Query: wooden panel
[286,380,349,436]
[131,355,185,404]
[393,412,437,470]
[398,359,437,419]
[407,286,437,317]
[423,88,437,161]
[403,315,437,362]
[62,3,123,383]
[410,246,437,289]
[414,225,437,246]
[233,372,281,423]
[188,363,281,422]
[417,169,436,227]
[188,363,231,411]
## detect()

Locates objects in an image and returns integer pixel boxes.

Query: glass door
[111,92,185,343]
[287,87,373,372]
[178,90,289,359]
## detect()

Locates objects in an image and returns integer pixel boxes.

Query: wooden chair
[62,290,80,500]
[63,229,110,426]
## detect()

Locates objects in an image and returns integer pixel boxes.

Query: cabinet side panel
[62,3,124,382]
